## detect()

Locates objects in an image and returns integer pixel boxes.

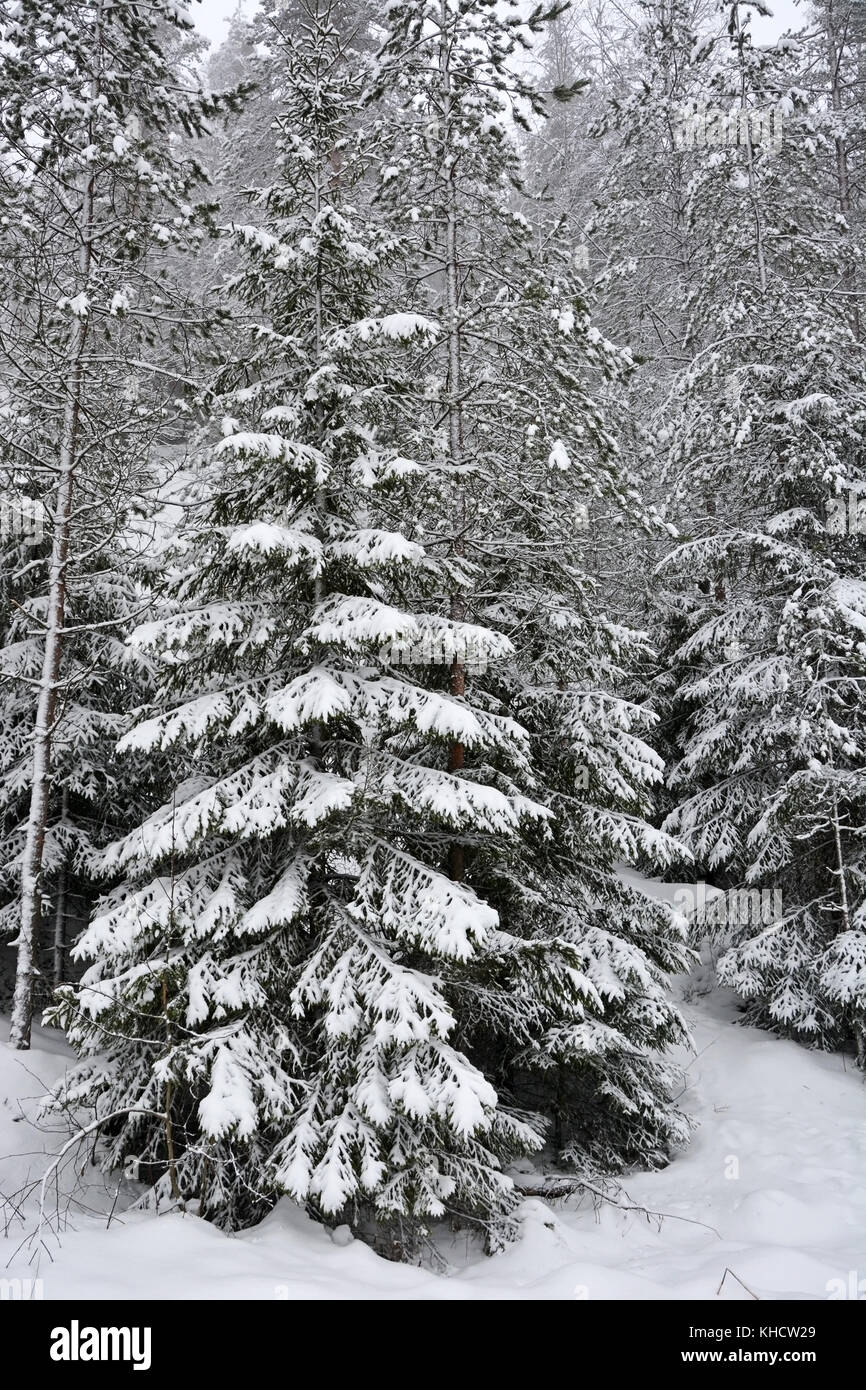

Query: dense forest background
[0,0,863,1256]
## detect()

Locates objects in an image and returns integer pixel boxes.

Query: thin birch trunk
[9,16,100,1050]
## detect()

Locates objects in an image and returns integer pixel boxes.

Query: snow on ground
[1,884,864,1299]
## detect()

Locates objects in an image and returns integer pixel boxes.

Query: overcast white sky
[191,0,806,54]
[193,0,244,46]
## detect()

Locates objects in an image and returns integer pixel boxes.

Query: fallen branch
[717,1266,760,1300]
[36,1106,167,1253]
[513,1174,723,1239]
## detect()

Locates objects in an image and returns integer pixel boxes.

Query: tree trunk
[9,336,86,1048]
[9,43,99,1046]
[52,788,69,990]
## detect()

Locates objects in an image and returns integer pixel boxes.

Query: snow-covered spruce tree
[655,1,866,1060]
[0,0,234,1046]
[49,0,590,1250]
[204,0,375,223]
[367,0,694,1175]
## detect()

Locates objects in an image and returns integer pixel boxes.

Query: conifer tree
[52,0,551,1245]
[369,0,694,1174]
[655,1,866,1059]
[52,0,695,1248]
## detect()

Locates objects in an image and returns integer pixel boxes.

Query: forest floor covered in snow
[2,965,863,1301]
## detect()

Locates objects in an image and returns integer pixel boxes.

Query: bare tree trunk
[829,787,864,1067]
[52,788,69,990]
[9,47,99,1047]
[9,336,87,1047]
